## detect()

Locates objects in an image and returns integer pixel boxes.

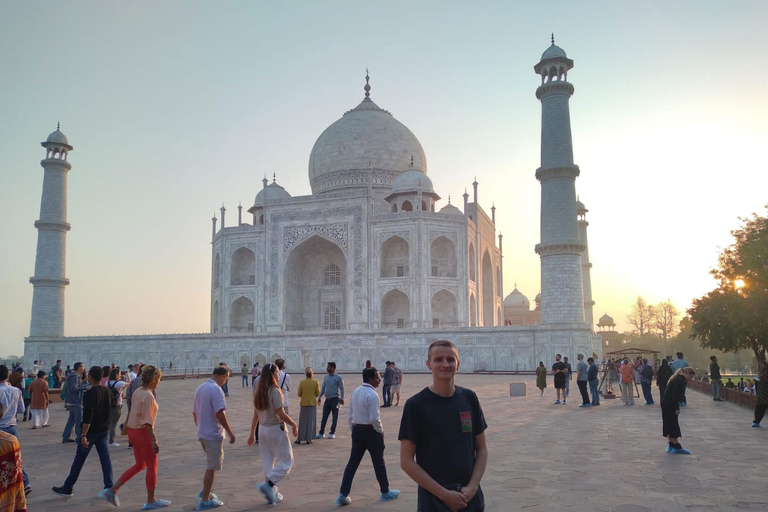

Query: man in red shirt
[620,359,635,406]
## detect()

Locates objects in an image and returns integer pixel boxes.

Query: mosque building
[24,39,601,372]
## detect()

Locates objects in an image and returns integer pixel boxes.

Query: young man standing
[399,340,488,512]
[275,359,291,414]
[53,366,114,500]
[382,361,394,407]
[193,366,236,510]
[587,358,600,406]
[639,358,655,405]
[334,367,399,506]
[563,356,573,398]
[391,361,403,406]
[61,362,88,443]
[620,359,635,406]
[709,356,723,402]
[250,363,261,386]
[317,362,344,440]
[51,360,63,388]
[241,363,249,387]
[551,354,568,405]
[575,354,590,407]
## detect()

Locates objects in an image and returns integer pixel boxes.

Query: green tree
[688,208,768,363]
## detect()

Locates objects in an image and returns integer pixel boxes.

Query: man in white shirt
[128,363,138,381]
[275,358,291,414]
[334,367,399,506]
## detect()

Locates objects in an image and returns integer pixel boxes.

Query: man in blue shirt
[317,362,344,439]
[382,362,394,407]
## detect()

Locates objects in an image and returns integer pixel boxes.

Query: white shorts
[390,384,401,394]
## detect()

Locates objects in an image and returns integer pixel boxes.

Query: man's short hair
[587,357,594,363]
[327,361,336,369]
[427,339,458,359]
[74,362,83,371]
[88,366,103,382]
[37,370,46,378]
[555,353,561,358]
[710,355,717,361]
[56,359,62,364]
[676,352,684,358]
[0,366,8,381]
[275,358,286,370]
[362,367,378,382]
[390,361,396,365]
[577,353,584,359]
[642,358,648,364]
[212,366,229,376]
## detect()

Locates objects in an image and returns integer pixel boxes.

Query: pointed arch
[380,236,409,278]
[468,243,476,282]
[381,289,410,329]
[430,236,456,278]
[469,292,477,327]
[212,300,219,333]
[231,247,256,285]
[431,289,457,328]
[229,296,255,333]
[482,250,494,326]
[213,253,221,289]
[401,200,413,212]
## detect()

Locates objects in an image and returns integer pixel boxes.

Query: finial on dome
[273,172,276,183]
[364,68,371,98]
[410,155,414,167]
[57,121,60,131]
[448,195,451,204]
[551,33,555,45]
[514,282,518,288]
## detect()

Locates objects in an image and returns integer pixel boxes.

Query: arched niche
[469,293,477,327]
[496,266,501,296]
[213,253,221,289]
[401,200,413,212]
[380,236,409,278]
[482,250,494,326]
[381,289,410,329]
[284,235,346,331]
[212,300,219,333]
[430,236,457,278]
[431,289,457,328]
[231,247,256,286]
[468,243,476,282]
[229,296,255,333]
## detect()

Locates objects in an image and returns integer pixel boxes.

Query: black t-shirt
[398,386,487,490]
[81,385,112,433]
[552,362,567,384]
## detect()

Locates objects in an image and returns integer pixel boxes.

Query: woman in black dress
[661,367,695,454]
[656,359,672,404]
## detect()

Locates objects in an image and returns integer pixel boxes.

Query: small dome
[576,200,587,214]
[535,293,541,302]
[503,288,530,309]
[439,203,463,216]
[390,164,434,195]
[598,313,615,326]
[541,44,567,61]
[253,181,291,207]
[47,129,69,145]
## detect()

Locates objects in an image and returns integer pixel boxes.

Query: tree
[654,300,680,341]
[688,208,768,363]
[626,296,655,336]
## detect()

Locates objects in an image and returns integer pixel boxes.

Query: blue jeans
[242,375,248,387]
[382,384,391,406]
[62,403,82,440]
[319,397,339,435]
[1,426,29,487]
[711,379,722,400]
[62,430,113,491]
[566,378,570,396]
[641,382,654,404]
[589,379,600,405]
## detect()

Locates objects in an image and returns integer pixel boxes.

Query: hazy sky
[1,2,766,357]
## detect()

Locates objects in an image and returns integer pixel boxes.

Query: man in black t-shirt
[552,354,568,405]
[53,366,114,498]
[399,340,488,512]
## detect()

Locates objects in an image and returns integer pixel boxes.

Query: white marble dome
[439,203,463,216]
[45,128,70,146]
[541,44,567,61]
[391,165,433,195]
[254,181,291,207]
[503,288,530,310]
[308,93,427,195]
[598,313,615,326]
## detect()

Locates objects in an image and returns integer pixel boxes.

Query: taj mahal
[24,40,601,372]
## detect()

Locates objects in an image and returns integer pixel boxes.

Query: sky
[1,1,767,357]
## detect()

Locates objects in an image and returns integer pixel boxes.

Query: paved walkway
[20,374,767,511]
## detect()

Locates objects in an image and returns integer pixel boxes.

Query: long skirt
[297,406,317,442]
[661,405,681,438]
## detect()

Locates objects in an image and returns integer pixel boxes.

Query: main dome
[308,82,426,195]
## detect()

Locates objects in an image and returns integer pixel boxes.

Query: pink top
[127,387,158,429]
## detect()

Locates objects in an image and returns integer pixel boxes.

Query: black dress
[661,374,687,438]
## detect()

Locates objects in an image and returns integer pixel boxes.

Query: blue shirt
[320,373,344,400]
[670,359,689,371]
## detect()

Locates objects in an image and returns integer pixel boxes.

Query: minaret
[577,199,595,329]
[533,36,586,324]
[29,125,73,338]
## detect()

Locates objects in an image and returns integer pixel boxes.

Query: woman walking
[536,361,547,396]
[752,361,767,427]
[22,373,34,422]
[247,363,298,505]
[107,368,126,447]
[656,359,672,404]
[296,367,319,444]
[28,370,50,428]
[661,367,695,454]
[100,365,171,510]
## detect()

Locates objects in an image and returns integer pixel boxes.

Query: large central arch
[284,235,346,331]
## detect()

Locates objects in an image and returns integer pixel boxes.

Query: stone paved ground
[20,374,768,511]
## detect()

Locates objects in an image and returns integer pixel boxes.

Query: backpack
[642,365,653,380]
[107,381,120,407]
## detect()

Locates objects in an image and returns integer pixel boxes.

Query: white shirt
[347,383,383,433]
[129,371,137,381]
[278,370,291,407]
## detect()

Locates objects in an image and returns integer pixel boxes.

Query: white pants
[31,408,49,427]
[259,423,294,485]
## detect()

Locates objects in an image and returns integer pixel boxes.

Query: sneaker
[142,499,171,510]
[752,422,762,428]
[194,490,219,502]
[24,485,31,496]
[316,433,324,439]
[256,482,277,505]
[553,400,561,405]
[109,442,120,447]
[665,445,673,453]
[328,433,336,439]
[380,490,400,501]
[62,438,76,444]
[334,493,351,506]
[578,404,590,408]
[275,493,283,503]
[97,488,120,507]
[562,400,566,405]
[52,486,74,497]
[669,447,692,455]
[196,498,224,510]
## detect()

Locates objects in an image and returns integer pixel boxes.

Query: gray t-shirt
[258,387,285,426]
[576,361,589,381]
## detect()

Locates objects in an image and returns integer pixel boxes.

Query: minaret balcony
[34,220,71,232]
[29,276,70,286]
[536,81,574,99]
[535,242,585,256]
[535,165,580,181]
[40,158,72,171]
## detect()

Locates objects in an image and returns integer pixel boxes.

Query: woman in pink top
[101,365,171,510]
